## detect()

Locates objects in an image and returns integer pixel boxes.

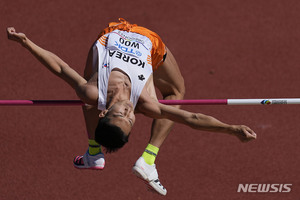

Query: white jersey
[95,30,153,110]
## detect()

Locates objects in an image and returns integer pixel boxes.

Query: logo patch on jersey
[138,74,145,81]
[114,41,142,57]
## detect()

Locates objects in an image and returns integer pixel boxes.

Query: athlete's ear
[99,110,108,118]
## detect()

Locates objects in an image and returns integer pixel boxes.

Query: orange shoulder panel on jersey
[98,18,166,70]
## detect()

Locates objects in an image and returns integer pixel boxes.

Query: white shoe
[73,151,105,170]
[132,157,167,195]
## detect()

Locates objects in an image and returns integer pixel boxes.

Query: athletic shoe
[73,151,105,170]
[132,157,167,195]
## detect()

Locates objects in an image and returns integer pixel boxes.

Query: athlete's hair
[94,115,129,153]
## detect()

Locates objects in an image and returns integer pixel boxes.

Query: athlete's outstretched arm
[7,27,87,90]
[137,100,257,142]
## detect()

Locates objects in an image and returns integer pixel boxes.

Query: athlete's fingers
[7,27,14,38]
[7,27,18,40]
[235,126,256,143]
[7,28,26,45]
[246,127,256,138]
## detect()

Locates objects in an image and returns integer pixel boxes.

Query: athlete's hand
[230,125,257,142]
[7,27,27,45]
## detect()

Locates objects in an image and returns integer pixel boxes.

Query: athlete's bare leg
[150,47,185,148]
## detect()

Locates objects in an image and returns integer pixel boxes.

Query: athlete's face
[100,100,136,135]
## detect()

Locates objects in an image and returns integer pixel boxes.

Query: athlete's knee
[176,87,185,100]
[163,82,185,100]
[178,78,185,98]
[174,77,185,99]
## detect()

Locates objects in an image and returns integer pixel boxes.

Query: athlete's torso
[96,30,154,110]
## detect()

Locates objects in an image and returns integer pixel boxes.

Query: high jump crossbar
[0,98,300,106]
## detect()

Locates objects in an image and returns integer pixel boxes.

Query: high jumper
[7,18,256,195]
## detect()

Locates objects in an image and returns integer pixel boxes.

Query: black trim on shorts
[163,52,167,62]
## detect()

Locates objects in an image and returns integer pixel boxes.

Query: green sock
[142,144,159,165]
[88,139,102,155]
